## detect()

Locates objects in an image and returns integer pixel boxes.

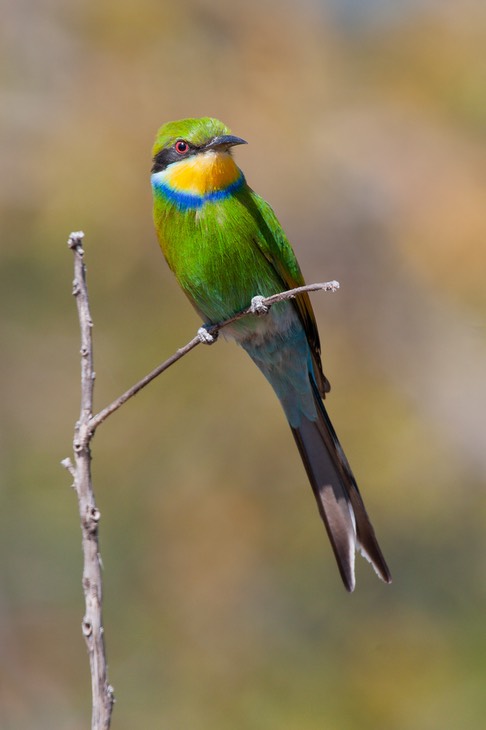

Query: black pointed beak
[205,134,247,151]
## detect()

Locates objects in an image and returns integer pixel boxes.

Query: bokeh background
[1,0,486,727]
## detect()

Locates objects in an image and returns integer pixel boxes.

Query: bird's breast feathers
[151,150,244,210]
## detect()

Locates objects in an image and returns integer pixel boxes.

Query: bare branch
[62,230,339,729]
[88,332,203,431]
[89,279,339,433]
[63,231,114,730]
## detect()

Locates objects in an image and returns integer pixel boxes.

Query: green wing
[248,189,330,396]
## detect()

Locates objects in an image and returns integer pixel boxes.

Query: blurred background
[1,0,485,727]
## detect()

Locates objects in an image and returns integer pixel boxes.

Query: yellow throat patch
[164,150,240,196]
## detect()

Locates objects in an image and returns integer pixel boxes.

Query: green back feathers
[248,191,329,395]
[152,117,232,157]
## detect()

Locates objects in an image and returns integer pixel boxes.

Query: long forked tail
[291,380,392,592]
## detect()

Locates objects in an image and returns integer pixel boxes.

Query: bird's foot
[197,326,218,345]
[250,295,270,316]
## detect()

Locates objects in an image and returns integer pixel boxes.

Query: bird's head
[152,117,247,172]
[151,117,247,202]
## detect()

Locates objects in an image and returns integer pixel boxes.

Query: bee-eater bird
[151,117,391,592]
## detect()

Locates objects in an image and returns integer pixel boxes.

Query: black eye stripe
[151,141,199,173]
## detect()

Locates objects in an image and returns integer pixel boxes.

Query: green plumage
[155,184,310,331]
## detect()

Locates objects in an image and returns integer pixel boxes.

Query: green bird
[151,117,391,591]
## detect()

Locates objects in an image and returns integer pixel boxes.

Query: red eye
[175,140,189,154]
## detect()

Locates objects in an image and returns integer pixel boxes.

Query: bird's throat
[163,150,241,197]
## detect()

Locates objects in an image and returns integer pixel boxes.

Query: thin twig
[62,231,114,730]
[89,279,340,433]
[88,333,203,431]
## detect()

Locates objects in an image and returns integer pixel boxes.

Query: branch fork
[62,230,339,729]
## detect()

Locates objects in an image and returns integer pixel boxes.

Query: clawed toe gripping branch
[61,230,339,730]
